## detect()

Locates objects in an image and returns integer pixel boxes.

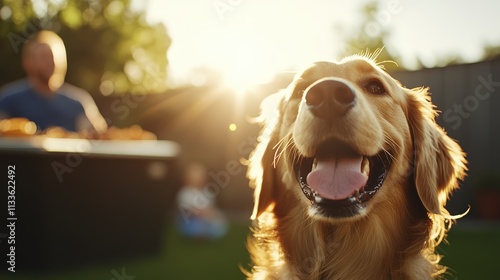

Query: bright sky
[133,0,500,90]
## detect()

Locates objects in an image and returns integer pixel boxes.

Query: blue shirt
[0,80,88,132]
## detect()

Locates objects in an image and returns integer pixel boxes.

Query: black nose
[305,78,356,119]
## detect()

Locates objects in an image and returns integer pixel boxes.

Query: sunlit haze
[133,0,500,90]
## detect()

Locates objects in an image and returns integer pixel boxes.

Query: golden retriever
[246,55,467,280]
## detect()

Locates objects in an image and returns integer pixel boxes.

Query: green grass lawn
[2,221,498,280]
[439,225,500,280]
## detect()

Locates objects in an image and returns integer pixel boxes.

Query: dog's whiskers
[273,133,294,167]
[383,132,416,165]
[382,133,398,162]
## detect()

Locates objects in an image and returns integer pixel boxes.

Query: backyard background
[1,0,499,279]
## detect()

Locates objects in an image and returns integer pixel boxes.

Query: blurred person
[0,30,107,132]
[176,162,228,240]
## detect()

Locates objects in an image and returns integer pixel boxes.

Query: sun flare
[203,27,278,93]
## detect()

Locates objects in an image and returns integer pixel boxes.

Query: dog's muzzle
[292,78,393,219]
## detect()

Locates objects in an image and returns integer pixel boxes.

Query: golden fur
[246,55,467,280]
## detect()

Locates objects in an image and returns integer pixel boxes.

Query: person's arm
[60,84,108,132]
[75,113,94,132]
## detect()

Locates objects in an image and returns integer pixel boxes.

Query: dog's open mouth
[294,138,392,219]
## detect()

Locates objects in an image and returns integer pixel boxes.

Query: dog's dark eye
[364,80,386,95]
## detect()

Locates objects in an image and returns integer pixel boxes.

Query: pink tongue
[306,157,367,200]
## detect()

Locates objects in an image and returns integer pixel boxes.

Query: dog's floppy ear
[248,92,284,220]
[406,88,467,215]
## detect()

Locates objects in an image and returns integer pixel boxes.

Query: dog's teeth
[347,196,357,203]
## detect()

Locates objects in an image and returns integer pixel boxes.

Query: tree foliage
[338,1,500,71]
[336,1,402,72]
[0,0,170,95]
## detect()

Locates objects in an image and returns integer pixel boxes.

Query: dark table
[0,137,181,271]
